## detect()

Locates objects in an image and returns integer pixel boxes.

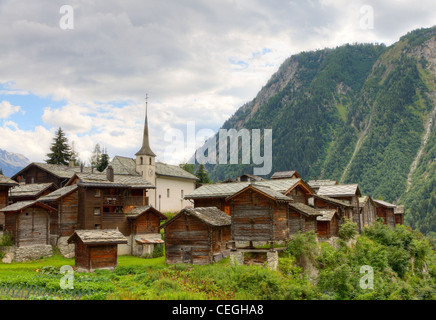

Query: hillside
[0,148,30,177]
[203,26,436,234]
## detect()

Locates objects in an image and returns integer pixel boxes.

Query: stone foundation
[1,245,53,263]
[230,249,279,271]
[55,236,76,258]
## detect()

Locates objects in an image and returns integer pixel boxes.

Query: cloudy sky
[0,0,435,165]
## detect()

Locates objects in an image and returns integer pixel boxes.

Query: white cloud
[0,100,23,119]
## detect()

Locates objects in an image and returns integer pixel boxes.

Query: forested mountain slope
[203,26,436,234]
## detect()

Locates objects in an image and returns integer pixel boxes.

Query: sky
[0,0,435,165]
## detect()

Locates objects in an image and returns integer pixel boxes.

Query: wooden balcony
[102,196,149,207]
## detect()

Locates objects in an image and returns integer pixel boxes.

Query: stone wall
[1,245,53,263]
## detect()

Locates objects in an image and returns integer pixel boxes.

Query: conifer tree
[195,164,212,184]
[97,147,109,172]
[45,127,72,165]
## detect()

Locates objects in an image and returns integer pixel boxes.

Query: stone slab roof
[68,229,128,245]
[307,180,337,188]
[374,199,396,208]
[0,174,18,186]
[125,205,168,220]
[271,171,300,179]
[135,233,164,244]
[185,178,301,199]
[317,184,360,197]
[227,184,292,202]
[161,207,231,228]
[109,156,198,181]
[316,209,337,221]
[10,183,54,198]
[313,194,353,207]
[289,202,323,217]
[68,172,154,189]
[39,185,78,202]
[394,205,405,215]
[0,200,55,213]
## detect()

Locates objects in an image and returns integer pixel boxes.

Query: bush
[339,218,358,242]
[0,231,14,247]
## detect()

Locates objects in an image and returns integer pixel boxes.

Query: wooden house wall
[395,214,403,225]
[289,211,303,235]
[231,190,284,242]
[211,226,231,254]
[304,216,317,233]
[386,208,395,228]
[78,188,102,230]
[16,166,65,187]
[59,191,79,236]
[287,186,308,204]
[134,212,161,234]
[194,198,230,213]
[164,214,212,265]
[317,222,328,238]
[361,201,377,228]
[16,207,49,247]
[89,245,117,270]
[0,187,9,229]
[4,212,18,239]
[75,240,90,270]
[377,207,387,224]
[102,212,129,235]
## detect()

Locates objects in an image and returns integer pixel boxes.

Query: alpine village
[1,25,436,301]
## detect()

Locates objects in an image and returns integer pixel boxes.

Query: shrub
[338,218,358,242]
[0,231,14,247]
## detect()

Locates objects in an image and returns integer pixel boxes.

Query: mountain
[201,26,436,234]
[0,148,31,177]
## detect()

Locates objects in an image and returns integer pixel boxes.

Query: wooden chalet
[316,209,339,238]
[394,205,404,225]
[374,200,397,228]
[185,178,309,215]
[317,184,362,231]
[125,206,167,257]
[9,182,57,203]
[161,207,231,265]
[0,200,55,247]
[0,174,18,231]
[311,194,354,223]
[226,184,293,244]
[68,229,128,272]
[359,196,378,228]
[288,202,323,234]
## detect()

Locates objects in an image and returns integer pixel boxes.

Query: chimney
[106,165,114,182]
[91,166,94,174]
[80,163,84,173]
[69,160,75,167]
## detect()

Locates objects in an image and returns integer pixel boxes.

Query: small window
[224,206,231,216]
[95,189,101,197]
[94,224,101,230]
[149,157,152,165]
[140,157,143,165]
[94,207,101,215]
[167,188,170,198]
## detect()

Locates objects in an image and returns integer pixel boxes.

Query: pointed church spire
[135,94,156,156]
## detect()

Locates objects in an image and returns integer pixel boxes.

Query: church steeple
[136,94,156,157]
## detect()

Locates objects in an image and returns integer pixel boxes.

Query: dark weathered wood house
[316,209,339,238]
[126,205,167,257]
[374,200,397,228]
[0,175,18,231]
[185,178,304,216]
[317,184,362,231]
[161,207,231,265]
[68,229,128,272]
[288,202,322,235]
[311,194,354,223]
[0,200,55,247]
[226,184,293,243]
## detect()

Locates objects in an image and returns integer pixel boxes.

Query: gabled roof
[317,184,361,197]
[9,183,55,199]
[66,172,154,189]
[161,207,231,229]
[125,205,168,220]
[0,174,18,187]
[271,171,301,179]
[307,180,337,189]
[374,199,396,208]
[226,184,292,203]
[12,162,104,181]
[238,174,264,181]
[135,233,164,244]
[109,156,198,181]
[185,178,302,199]
[316,209,338,222]
[359,196,377,208]
[38,184,78,202]
[313,194,353,208]
[0,200,56,213]
[68,229,128,245]
[289,202,323,217]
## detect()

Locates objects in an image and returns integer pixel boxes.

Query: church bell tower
[136,94,156,184]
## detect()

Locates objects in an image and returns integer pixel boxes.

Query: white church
[109,105,198,213]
